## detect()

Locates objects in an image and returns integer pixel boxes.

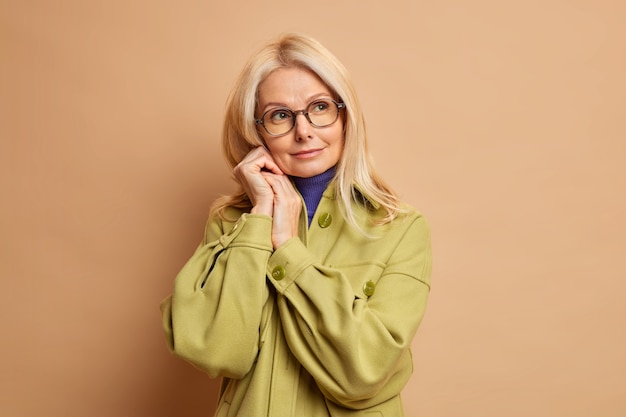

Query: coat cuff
[223,213,273,250]
[266,237,316,293]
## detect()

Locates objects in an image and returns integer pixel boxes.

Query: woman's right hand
[233,147,284,216]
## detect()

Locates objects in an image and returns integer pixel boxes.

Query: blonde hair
[212,33,405,230]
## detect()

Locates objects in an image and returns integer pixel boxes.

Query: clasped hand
[233,147,302,249]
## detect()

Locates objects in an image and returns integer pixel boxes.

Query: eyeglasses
[255,98,346,137]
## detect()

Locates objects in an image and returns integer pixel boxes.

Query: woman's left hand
[262,172,302,249]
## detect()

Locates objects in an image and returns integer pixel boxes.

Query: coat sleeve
[160,213,274,379]
[266,213,432,409]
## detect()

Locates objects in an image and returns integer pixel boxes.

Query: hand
[262,172,302,249]
[233,147,283,216]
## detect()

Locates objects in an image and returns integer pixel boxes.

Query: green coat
[161,185,432,416]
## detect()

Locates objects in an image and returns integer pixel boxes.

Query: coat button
[318,213,332,228]
[272,265,286,281]
[363,280,376,297]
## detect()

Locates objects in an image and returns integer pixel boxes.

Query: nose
[294,112,313,141]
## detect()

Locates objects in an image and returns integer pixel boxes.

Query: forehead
[257,67,332,106]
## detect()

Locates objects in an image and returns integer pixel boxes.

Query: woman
[161,33,432,416]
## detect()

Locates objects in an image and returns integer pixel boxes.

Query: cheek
[269,144,285,155]
[334,142,345,160]
[264,141,290,164]
[330,128,345,150]
[262,137,281,154]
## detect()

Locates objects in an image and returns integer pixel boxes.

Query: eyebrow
[259,93,333,113]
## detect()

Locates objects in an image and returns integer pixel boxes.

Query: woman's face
[256,67,344,178]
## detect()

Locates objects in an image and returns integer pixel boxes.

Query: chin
[289,166,327,178]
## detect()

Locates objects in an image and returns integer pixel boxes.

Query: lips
[292,148,324,158]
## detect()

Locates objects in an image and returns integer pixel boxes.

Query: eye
[309,100,331,113]
[269,109,292,123]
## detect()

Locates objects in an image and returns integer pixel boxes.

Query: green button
[318,213,332,228]
[363,280,376,297]
[272,265,286,281]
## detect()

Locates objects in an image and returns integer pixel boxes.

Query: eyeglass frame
[254,98,346,137]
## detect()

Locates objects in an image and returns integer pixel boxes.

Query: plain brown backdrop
[2,1,625,416]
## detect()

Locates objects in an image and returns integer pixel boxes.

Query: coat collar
[322,181,381,210]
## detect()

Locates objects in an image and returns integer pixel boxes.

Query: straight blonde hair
[212,33,405,231]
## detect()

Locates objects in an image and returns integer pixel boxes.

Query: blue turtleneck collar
[291,166,337,226]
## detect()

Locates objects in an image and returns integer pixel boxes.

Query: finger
[263,174,301,205]
[234,149,282,189]
[261,172,290,192]
[254,148,284,175]
[272,176,297,197]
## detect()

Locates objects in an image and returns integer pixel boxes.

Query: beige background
[2,1,625,416]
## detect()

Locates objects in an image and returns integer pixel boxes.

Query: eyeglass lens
[261,98,340,136]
